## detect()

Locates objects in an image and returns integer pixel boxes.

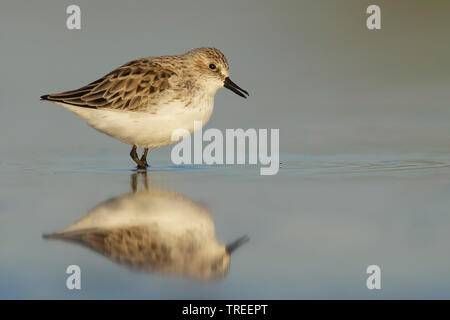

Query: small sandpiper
[41,47,248,168]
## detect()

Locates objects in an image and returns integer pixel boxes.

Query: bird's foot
[139,157,149,168]
[135,159,148,170]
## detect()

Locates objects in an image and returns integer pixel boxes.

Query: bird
[43,172,249,280]
[40,47,249,169]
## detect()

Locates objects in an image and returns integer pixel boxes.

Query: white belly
[58,99,214,148]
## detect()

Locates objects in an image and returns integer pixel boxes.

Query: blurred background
[0,0,449,159]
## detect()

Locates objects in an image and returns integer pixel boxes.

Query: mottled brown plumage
[41,47,234,112]
[49,226,172,271]
[43,59,178,111]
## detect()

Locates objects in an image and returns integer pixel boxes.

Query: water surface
[1,153,450,299]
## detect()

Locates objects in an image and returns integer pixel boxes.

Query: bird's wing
[45,226,172,271]
[41,59,178,111]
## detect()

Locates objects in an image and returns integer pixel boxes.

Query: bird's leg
[130,145,147,169]
[140,148,149,167]
[131,171,147,192]
[131,173,138,193]
[141,170,149,190]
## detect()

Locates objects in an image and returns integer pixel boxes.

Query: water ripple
[282,158,450,175]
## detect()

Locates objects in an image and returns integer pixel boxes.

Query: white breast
[57,189,215,237]
[58,96,215,148]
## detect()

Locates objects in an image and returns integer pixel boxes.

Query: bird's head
[190,235,249,281]
[184,47,249,98]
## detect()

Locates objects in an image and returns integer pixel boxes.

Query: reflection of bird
[40,47,248,168]
[44,173,248,280]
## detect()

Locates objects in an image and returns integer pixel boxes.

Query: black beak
[224,77,249,98]
[226,235,250,254]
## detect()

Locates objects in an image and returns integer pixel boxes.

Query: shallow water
[1,153,450,299]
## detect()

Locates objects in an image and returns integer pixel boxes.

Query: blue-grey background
[1,0,450,299]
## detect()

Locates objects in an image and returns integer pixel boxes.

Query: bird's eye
[209,64,216,70]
